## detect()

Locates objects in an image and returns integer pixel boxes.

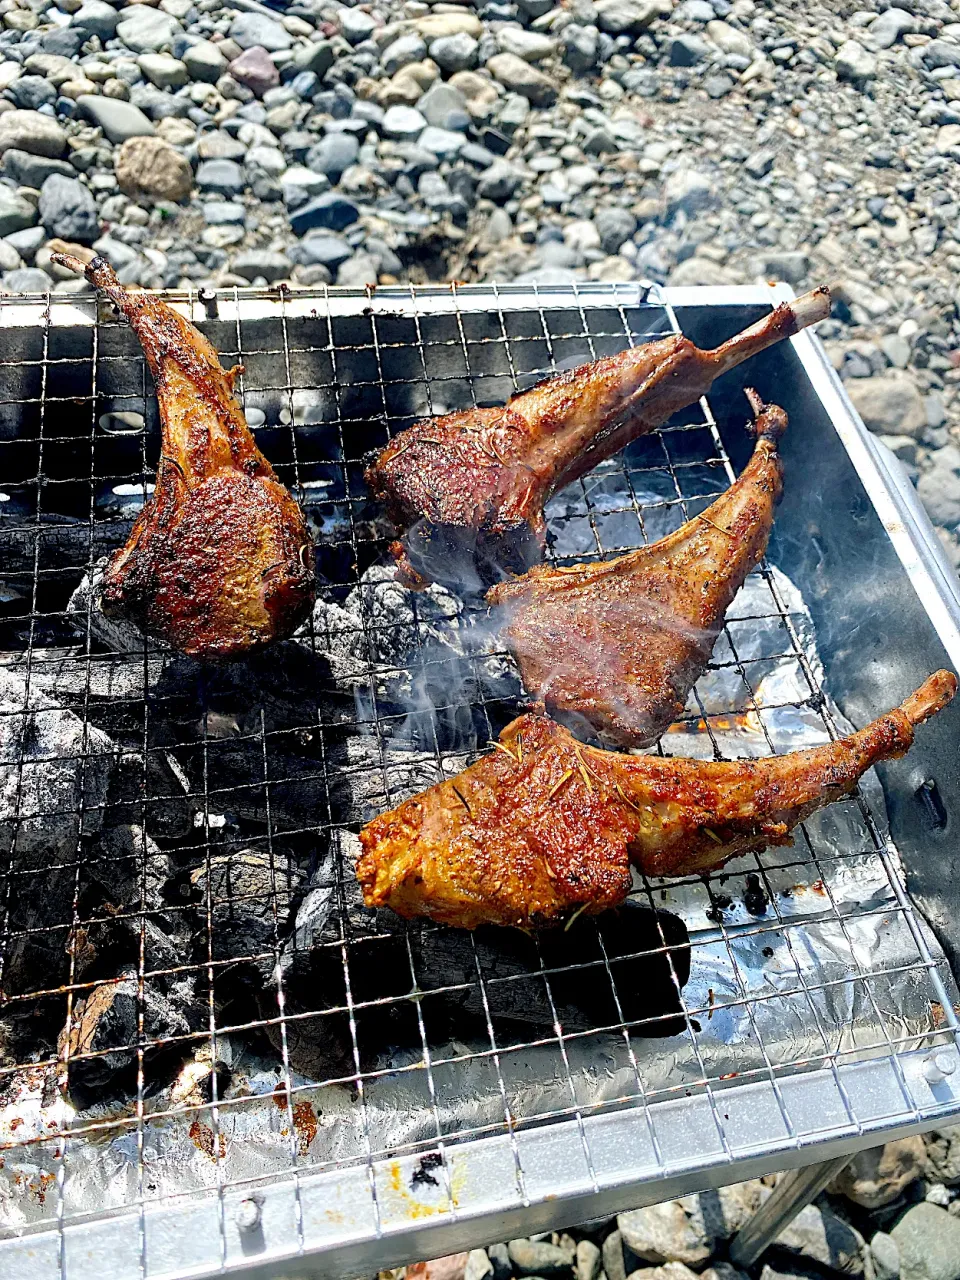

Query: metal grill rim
[0,280,956,1267]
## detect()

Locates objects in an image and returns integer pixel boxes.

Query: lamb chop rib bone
[53,252,316,659]
[367,286,831,591]
[357,671,956,930]
[489,390,786,749]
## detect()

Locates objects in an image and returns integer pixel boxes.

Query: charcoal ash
[5,423,690,1096]
[0,662,193,999]
[304,564,463,685]
[55,567,344,835]
[252,834,356,1079]
[57,966,196,1107]
[60,560,515,834]
[3,841,182,1009]
[0,646,194,839]
[298,467,389,562]
[0,1016,23,1071]
[304,502,387,560]
[59,827,183,1008]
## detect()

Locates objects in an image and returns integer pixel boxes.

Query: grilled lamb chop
[53,253,315,659]
[488,390,786,748]
[367,286,831,592]
[357,671,956,930]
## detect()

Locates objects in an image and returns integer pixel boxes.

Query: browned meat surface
[54,253,315,659]
[357,671,956,930]
[366,286,831,592]
[488,391,786,748]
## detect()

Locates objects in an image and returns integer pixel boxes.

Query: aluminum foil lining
[1,556,956,1232]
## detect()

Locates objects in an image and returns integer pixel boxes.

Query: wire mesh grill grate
[0,281,956,1274]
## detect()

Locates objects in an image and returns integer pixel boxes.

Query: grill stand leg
[728,1155,851,1269]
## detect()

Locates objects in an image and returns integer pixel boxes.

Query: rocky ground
[388,1129,960,1280]
[0,0,954,554]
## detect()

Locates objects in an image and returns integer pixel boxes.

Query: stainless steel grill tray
[2,282,960,1280]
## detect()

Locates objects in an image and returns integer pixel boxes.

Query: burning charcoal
[0,664,118,995]
[0,666,117,993]
[271,832,691,1080]
[91,824,173,913]
[189,849,306,967]
[97,645,342,834]
[0,579,27,617]
[326,834,690,1040]
[260,831,401,1078]
[152,641,339,736]
[0,666,115,861]
[408,905,690,1037]
[58,967,193,1104]
[302,565,519,710]
[70,914,188,988]
[329,735,471,826]
[1,647,164,706]
[0,1016,21,1069]
[276,838,342,982]
[263,838,349,1079]
[0,492,130,578]
[67,558,149,655]
[168,734,329,830]
[107,747,194,842]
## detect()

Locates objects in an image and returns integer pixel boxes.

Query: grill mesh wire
[0,282,955,1265]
